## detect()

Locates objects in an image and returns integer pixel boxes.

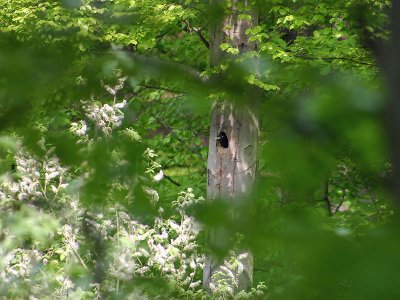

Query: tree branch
[295,54,376,67]
[150,114,204,161]
[323,180,333,216]
[182,19,209,49]
[140,84,187,95]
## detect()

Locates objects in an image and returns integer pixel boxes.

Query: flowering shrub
[0,77,268,299]
[0,146,206,297]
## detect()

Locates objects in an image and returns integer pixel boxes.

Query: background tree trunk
[383,1,400,207]
[203,0,259,292]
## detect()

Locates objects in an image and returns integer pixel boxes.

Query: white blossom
[70,120,88,137]
[153,170,164,181]
[84,99,127,136]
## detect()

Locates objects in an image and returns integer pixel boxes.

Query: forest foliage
[0,0,397,299]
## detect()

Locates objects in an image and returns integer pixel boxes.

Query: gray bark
[203,0,259,292]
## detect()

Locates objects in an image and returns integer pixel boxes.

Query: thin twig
[334,196,345,214]
[62,231,89,270]
[164,174,181,186]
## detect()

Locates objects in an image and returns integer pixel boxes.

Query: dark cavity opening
[217,131,229,148]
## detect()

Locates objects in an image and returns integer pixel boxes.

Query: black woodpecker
[216,131,229,148]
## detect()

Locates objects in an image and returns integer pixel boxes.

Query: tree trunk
[203,0,259,292]
[384,1,400,207]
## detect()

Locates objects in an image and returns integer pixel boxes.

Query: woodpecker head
[216,131,229,148]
